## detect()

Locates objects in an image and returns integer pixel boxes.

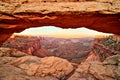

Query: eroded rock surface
[0,0,120,45]
[86,35,120,62]
[33,48,52,57]
[1,35,41,55]
[0,47,28,57]
[9,56,73,79]
[1,47,120,80]
[0,48,74,80]
[68,55,120,80]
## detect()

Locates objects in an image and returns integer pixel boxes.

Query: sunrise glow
[15,26,112,38]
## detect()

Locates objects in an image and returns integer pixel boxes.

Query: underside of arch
[0,0,120,45]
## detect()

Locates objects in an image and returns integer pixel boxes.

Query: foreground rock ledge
[1,48,120,80]
[0,1,120,45]
[0,48,73,80]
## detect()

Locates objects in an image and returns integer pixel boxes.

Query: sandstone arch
[0,0,120,45]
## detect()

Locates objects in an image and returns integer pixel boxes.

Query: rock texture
[68,55,120,80]
[86,35,120,62]
[0,48,74,80]
[33,48,52,57]
[9,56,73,79]
[1,35,41,55]
[1,47,120,80]
[0,47,28,57]
[41,37,93,63]
[2,35,94,63]
[85,50,100,62]
[0,0,120,44]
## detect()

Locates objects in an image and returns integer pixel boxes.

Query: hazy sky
[16,26,111,38]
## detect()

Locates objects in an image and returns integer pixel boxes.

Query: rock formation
[2,36,94,63]
[0,47,28,57]
[1,35,41,55]
[33,48,52,57]
[1,47,120,80]
[86,35,120,62]
[0,48,73,80]
[41,37,93,63]
[0,0,120,45]
[68,55,120,80]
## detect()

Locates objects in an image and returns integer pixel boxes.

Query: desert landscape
[0,34,120,80]
[0,0,120,80]
[2,35,94,63]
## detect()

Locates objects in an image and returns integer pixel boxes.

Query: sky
[15,26,112,38]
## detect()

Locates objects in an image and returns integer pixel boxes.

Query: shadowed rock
[0,0,120,45]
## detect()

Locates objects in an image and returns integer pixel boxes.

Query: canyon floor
[0,35,120,80]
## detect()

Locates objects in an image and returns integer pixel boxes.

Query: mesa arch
[0,0,120,45]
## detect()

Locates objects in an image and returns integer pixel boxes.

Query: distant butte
[0,0,120,45]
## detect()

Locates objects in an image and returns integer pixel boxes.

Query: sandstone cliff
[33,48,53,57]
[86,35,120,62]
[2,36,94,63]
[1,35,41,55]
[69,54,120,80]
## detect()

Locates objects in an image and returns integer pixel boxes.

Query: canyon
[2,35,94,63]
[40,37,94,63]
[0,34,120,80]
[0,0,120,79]
[2,34,120,63]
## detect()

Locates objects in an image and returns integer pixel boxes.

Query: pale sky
[15,26,112,38]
